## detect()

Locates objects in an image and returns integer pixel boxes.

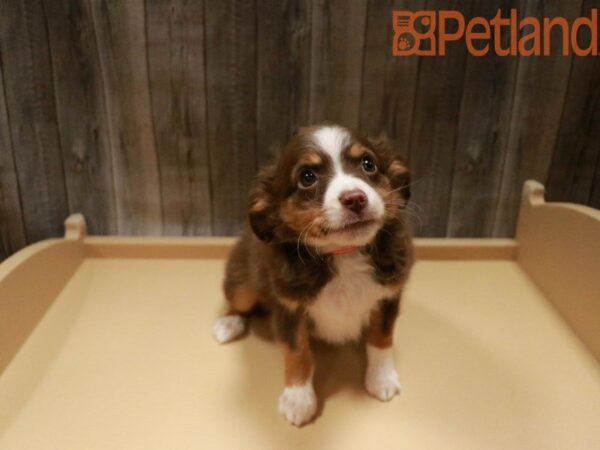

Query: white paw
[365,345,401,401]
[212,315,246,344]
[365,365,401,401]
[278,384,318,427]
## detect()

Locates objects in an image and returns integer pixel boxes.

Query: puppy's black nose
[339,189,368,213]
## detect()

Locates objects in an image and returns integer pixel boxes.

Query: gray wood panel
[309,0,368,128]
[0,0,599,259]
[146,0,213,236]
[204,0,258,235]
[590,153,600,209]
[257,0,311,167]
[43,0,118,236]
[546,0,600,208]
[493,0,584,237]
[0,48,26,260]
[90,0,162,235]
[360,0,425,157]
[408,0,474,237]
[0,0,69,243]
[446,0,523,237]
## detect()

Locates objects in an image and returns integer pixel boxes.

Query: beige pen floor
[0,257,599,450]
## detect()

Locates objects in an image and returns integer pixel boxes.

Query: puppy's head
[249,124,410,247]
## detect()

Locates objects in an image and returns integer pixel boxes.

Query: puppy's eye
[298,168,317,188]
[361,155,377,173]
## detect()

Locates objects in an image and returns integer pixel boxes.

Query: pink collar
[325,246,360,256]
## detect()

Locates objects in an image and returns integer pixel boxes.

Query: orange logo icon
[392,11,436,56]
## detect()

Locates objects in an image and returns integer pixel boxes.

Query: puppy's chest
[307,253,394,344]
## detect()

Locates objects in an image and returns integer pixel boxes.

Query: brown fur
[227,287,258,314]
[280,309,313,385]
[367,296,401,348]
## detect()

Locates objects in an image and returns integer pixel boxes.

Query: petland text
[393,9,598,56]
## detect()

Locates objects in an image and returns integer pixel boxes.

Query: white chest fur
[307,253,396,344]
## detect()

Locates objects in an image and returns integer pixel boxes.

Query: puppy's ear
[248,165,279,242]
[387,155,411,202]
[367,135,411,202]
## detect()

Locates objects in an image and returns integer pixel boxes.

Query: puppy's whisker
[296,220,315,265]
[384,201,408,208]
[405,208,424,227]
[302,221,320,261]
[382,179,422,198]
[311,223,327,262]
[403,208,423,228]
[406,201,424,214]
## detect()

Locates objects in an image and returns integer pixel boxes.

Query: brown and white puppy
[213,124,413,426]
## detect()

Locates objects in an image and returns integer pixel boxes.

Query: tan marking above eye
[299,152,323,166]
[348,143,364,158]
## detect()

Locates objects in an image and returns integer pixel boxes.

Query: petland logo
[393,9,598,56]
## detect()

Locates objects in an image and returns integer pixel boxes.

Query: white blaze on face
[312,126,385,246]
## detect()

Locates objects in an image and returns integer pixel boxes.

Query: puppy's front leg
[365,295,401,401]
[274,304,317,426]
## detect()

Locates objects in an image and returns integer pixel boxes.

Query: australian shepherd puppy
[213,124,413,426]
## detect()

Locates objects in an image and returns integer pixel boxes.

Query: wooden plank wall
[0,0,599,259]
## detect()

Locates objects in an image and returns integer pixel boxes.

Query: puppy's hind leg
[212,286,258,344]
